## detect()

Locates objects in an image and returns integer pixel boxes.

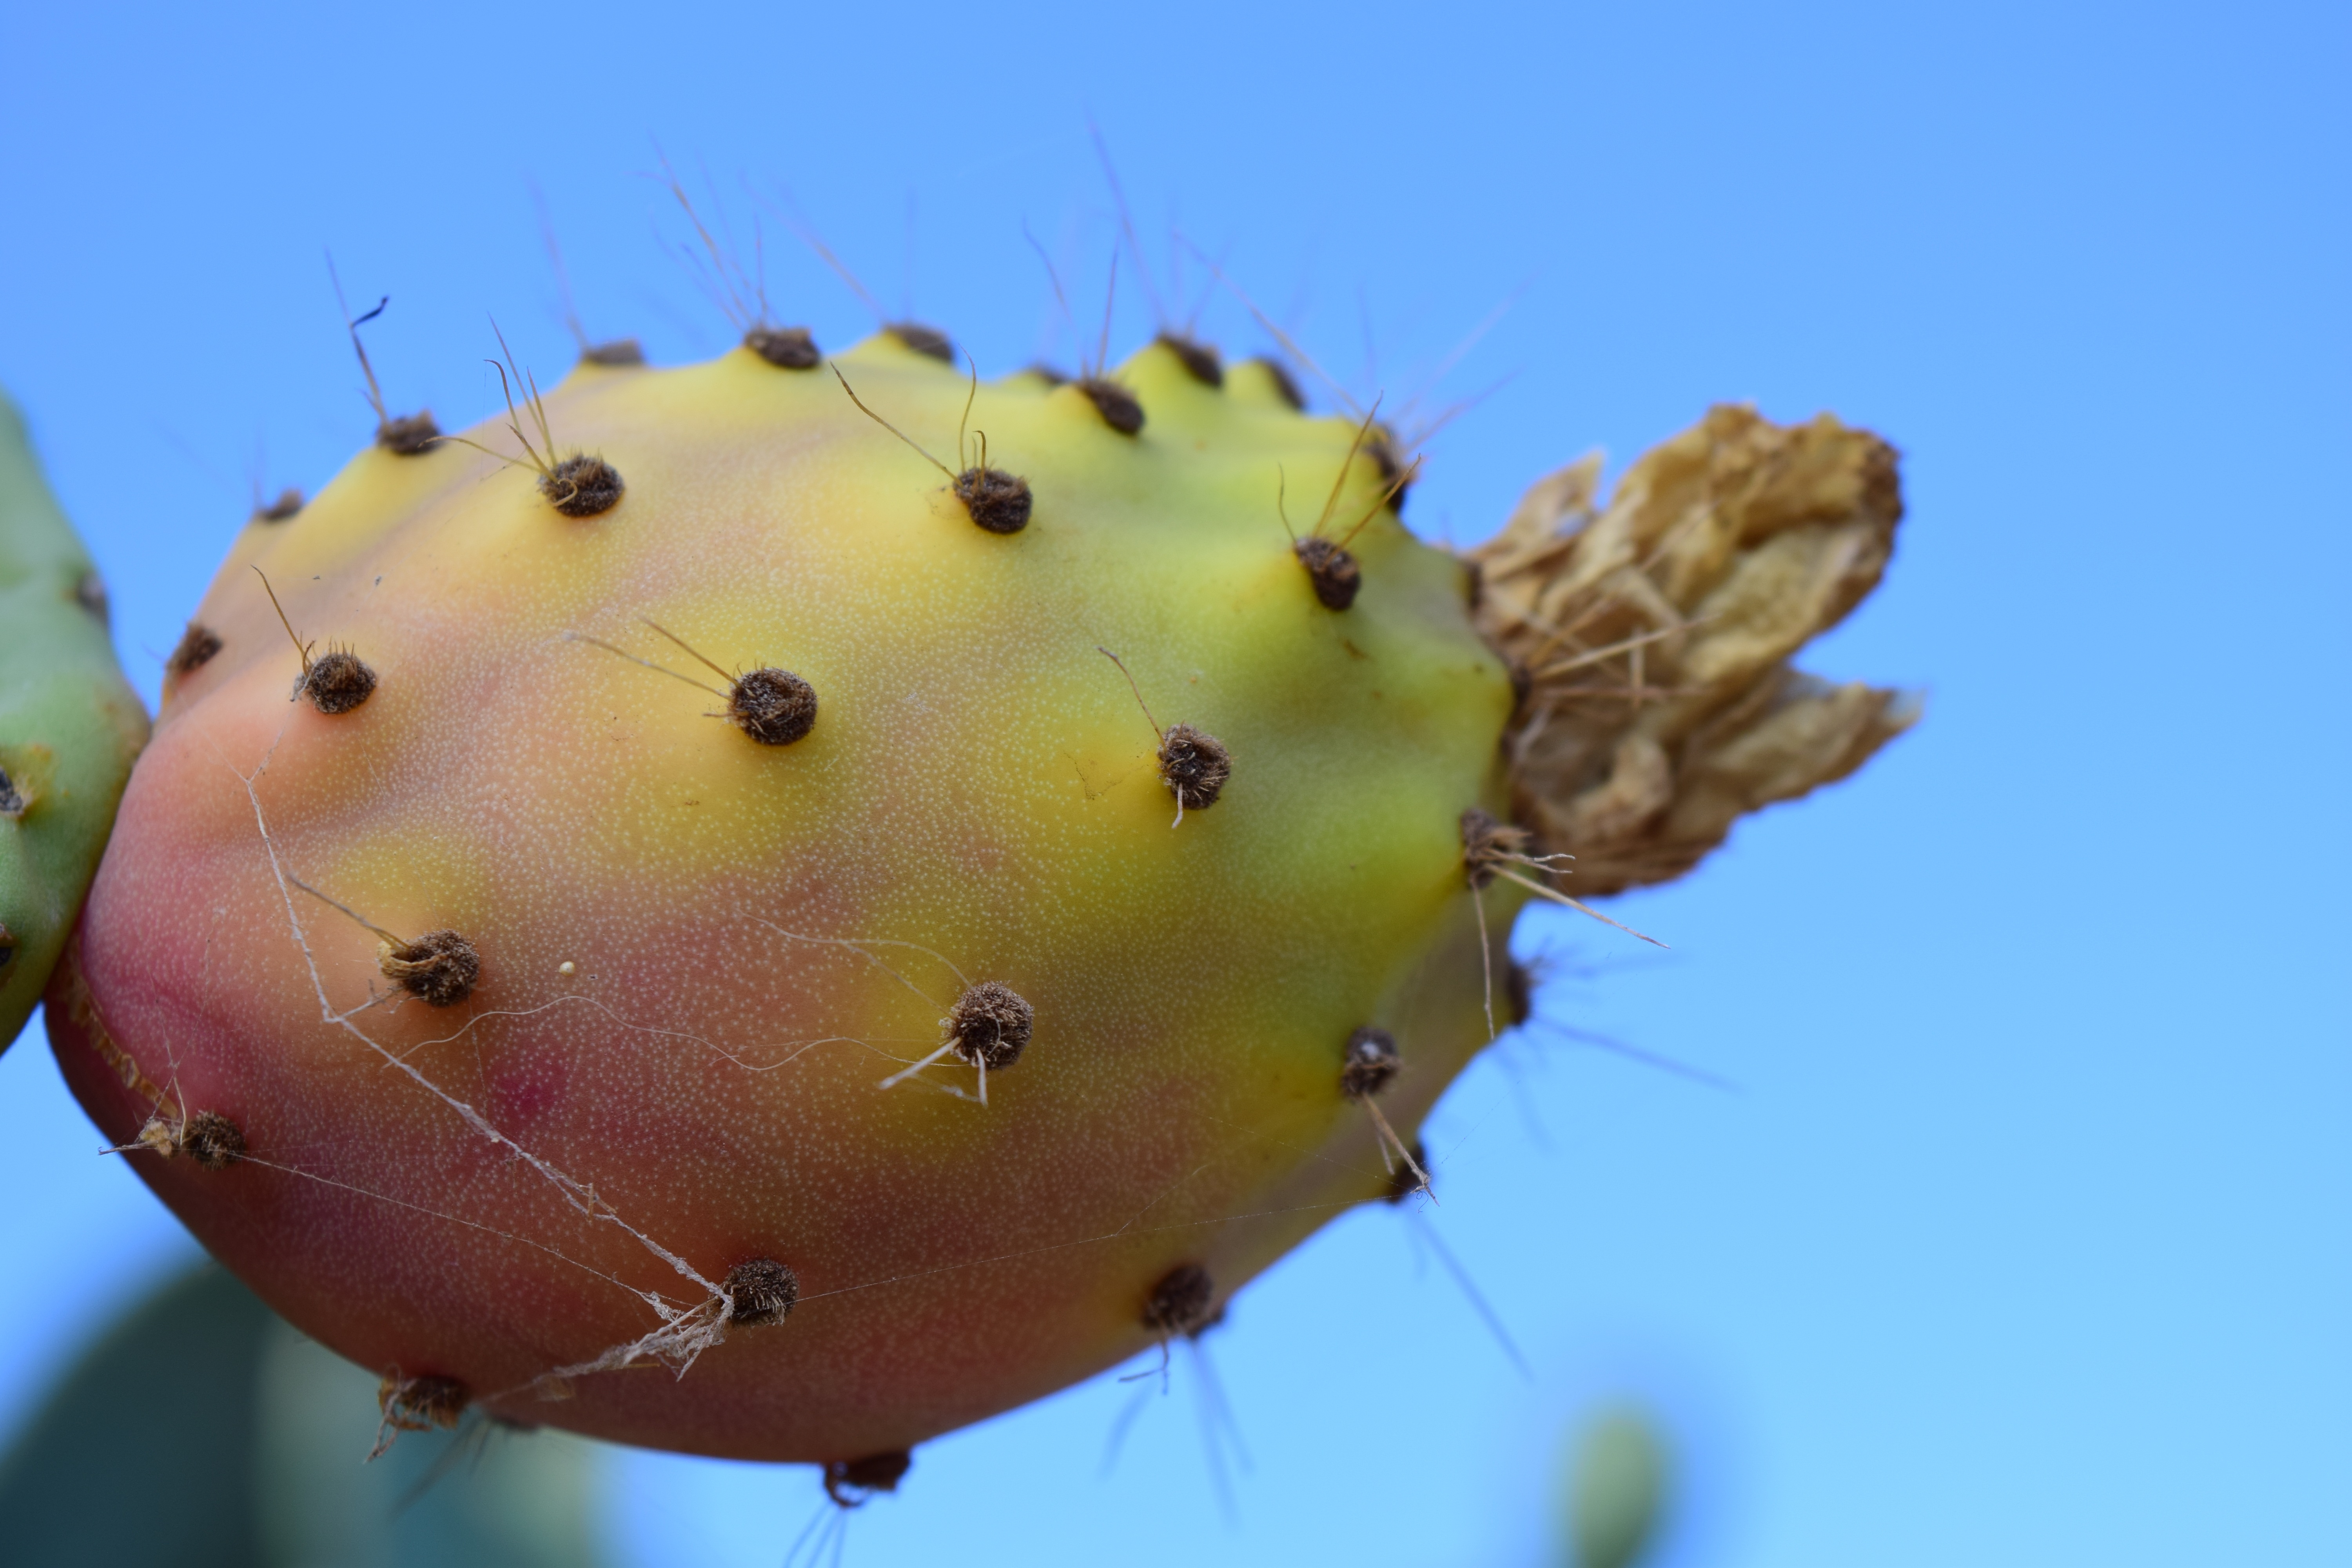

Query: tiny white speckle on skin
[559,961,576,977]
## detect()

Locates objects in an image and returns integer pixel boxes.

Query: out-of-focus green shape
[1564,1405,1673,1568]
[0,387,147,1051]
[0,1265,613,1566]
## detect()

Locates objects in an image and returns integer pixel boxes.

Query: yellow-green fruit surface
[50,336,1521,1460]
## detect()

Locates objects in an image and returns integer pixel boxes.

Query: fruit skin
[49,335,1523,1461]
[0,387,148,1051]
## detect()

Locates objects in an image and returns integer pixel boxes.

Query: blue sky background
[2,2,2346,1564]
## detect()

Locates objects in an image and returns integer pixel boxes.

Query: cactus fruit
[47,321,1910,1466]
[1473,405,1916,893]
[0,388,148,1050]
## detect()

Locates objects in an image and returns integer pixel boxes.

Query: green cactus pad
[0,388,147,1050]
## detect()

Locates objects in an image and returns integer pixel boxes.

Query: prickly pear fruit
[0,388,147,1049]
[50,327,1909,1466]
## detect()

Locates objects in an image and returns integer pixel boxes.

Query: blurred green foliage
[0,1265,611,1566]
[1564,1405,1673,1568]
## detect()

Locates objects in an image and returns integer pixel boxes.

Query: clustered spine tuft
[1294,535,1363,611]
[1505,958,1534,1029]
[299,648,377,715]
[73,570,107,624]
[1365,429,1410,513]
[377,930,481,1007]
[254,487,304,523]
[946,982,1034,1071]
[728,667,819,746]
[1382,1141,1430,1204]
[578,338,646,367]
[744,326,822,370]
[1339,1026,1401,1101]
[1253,355,1306,409]
[376,412,442,456]
[724,1257,801,1326]
[1075,377,1145,435]
[136,1108,248,1171]
[1156,333,1223,387]
[1157,723,1232,813]
[376,1372,468,1436]
[952,465,1033,534]
[887,323,955,362]
[166,622,222,680]
[824,1450,912,1507]
[1460,807,1532,889]
[1141,1262,1216,1336]
[541,452,625,518]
